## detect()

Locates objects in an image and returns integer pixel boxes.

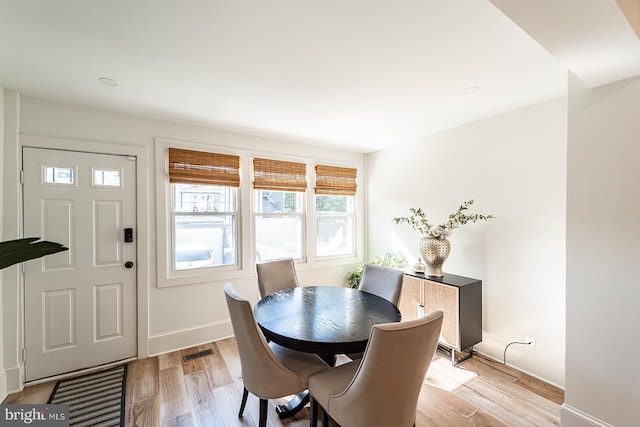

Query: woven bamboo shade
[168,148,240,187]
[315,165,357,195]
[253,158,307,192]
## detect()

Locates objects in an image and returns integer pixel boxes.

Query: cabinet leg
[439,344,474,366]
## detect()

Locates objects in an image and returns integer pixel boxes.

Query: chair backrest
[223,283,299,397]
[329,310,444,427]
[358,263,404,306]
[256,258,299,298]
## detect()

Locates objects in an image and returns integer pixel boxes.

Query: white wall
[367,97,567,387]
[1,93,364,392]
[562,74,640,426]
[2,90,22,399]
[0,86,6,401]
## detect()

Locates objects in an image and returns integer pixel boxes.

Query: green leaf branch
[393,199,495,239]
[0,237,68,270]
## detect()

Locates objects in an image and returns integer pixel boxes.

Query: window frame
[314,193,356,259]
[156,139,245,287]
[251,157,308,263]
[156,138,364,288]
[171,183,239,271]
[253,189,306,262]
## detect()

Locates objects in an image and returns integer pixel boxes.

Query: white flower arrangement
[393,199,494,239]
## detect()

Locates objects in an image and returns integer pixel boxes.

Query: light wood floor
[4,338,563,426]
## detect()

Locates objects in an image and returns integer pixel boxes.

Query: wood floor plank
[159,349,183,370]
[131,395,161,427]
[124,360,139,426]
[421,382,488,422]
[515,373,565,405]
[416,393,471,427]
[463,374,559,426]
[159,366,190,421]
[184,370,216,414]
[216,337,243,381]
[465,407,510,427]
[202,342,234,389]
[426,356,479,391]
[184,369,227,427]
[162,413,195,427]
[134,356,159,402]
[462,356,561,419]
[181,345,210,376]
[3,382,53,404]
[189,406,225,427]
[3,338,563,427]
[211,383,258,427]
[453,383,538,427]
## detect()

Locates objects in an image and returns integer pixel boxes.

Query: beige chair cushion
[358,263,404,306]
[309,310,444,427]
[256,258,299,298]
[224,283,328,399]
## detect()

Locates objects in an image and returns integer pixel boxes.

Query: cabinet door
[399,275,423,321]
[424,280,460,348]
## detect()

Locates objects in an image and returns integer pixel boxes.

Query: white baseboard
[3,365,22,395]
[148,320,233,356]
[561,404,613,427]
[0,369,7,402]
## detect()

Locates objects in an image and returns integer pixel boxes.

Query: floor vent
[183,349,213,361]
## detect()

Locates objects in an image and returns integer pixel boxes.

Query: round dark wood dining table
[253,285,401,419]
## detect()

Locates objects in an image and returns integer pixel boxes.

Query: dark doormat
[47,364,127,427]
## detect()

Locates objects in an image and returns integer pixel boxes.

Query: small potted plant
[347,252,406,289]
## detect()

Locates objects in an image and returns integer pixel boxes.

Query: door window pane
[44,166,75,185]
[93,169,122,187]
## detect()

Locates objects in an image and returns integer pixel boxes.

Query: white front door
[22,147,137,381]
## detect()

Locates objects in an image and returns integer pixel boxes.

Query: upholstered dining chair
[357,263,404,306]
[256,257,300,298]
[345,263,405,360]
[308,310,444,427]
[223,283,329,427]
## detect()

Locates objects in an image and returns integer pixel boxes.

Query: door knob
[125,261,134,269]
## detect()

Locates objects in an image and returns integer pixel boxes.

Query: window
[314,165,357,257]
[43,166,75,185]
[93,168,122,187]
[253,158,306,262]
[168,148,240,271]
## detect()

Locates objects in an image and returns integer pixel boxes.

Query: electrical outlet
[525,336,536,350]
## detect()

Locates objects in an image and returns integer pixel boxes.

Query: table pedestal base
[275,354,336,419]
[275,392,309,419]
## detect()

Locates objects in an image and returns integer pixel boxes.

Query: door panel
[23,147,137,381]
[42,199,74,269]
[95,283,123,340]
[44,290,75,350]
[94,200,122,265]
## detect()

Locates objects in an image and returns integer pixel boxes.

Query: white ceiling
[0,1,637,153]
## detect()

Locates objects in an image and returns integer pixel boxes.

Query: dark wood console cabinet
[400,271,482,363]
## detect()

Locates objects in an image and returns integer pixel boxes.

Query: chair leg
[310,396,318,427]
[238,387,249,417]
[322,406,329,427]
[259,398,268,427]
